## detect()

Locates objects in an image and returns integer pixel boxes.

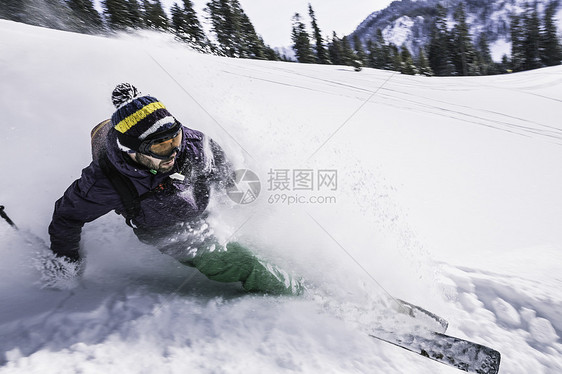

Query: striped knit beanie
[110,83,176,152]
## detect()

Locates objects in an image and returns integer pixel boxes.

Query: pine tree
[207,0,236,56]
[230,0,249,57]
[126,0,143,28]
[171,4,184,31]
[238,10,265,58]
[103,0,126,30]
[353,34,367,66]
[428,4,454,76]
[451,3,477,76]
[373,29,390,70]
[67,0,103,33]
[366,39,378,68]
[233,0,271,59]
[291,13,315,63]
[400,45,417,75]
[171,0,205,44]
[104,0,142,30]
[308,4,330,64]
[206,0,267,59]
[510,13,525,72]
[341,35,357,66]
[522,2,542,70]
[328,32,344,65]
[416,47,433,76]
[389,44,401,72]
[143,0,168,30]
[476,33,495,75]
[262,41,280,61]
[541,1,562,66]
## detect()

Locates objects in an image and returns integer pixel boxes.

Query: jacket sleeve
[48,161,123,261]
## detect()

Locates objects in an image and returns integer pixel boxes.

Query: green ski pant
[181,242,303,296]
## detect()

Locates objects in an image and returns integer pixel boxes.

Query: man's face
[130,151,177,173]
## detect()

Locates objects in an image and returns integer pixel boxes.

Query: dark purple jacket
[48,125,232,261]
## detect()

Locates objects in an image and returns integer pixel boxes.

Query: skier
[43,83,303,295]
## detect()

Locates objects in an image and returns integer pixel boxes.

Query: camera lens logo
[227,169,261,204]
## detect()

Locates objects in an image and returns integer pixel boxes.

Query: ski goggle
[138,122,183,160]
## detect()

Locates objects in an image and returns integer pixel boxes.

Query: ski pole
[0,205,18,230]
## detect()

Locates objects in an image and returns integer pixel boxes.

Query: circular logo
[227,169,261,204]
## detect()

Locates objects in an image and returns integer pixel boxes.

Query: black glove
[50,242,81,263]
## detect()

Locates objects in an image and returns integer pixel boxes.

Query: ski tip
[396,298,449,332]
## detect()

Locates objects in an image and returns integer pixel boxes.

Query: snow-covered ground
[1,20,561,373]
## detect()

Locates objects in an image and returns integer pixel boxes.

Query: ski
[369,326,501,374]
[395,299,449,333]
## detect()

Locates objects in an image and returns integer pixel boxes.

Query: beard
[132,152,176,173]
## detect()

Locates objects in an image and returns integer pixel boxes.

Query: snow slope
[1,20,561,373]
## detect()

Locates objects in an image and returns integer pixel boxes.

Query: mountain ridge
[350,0,562,61]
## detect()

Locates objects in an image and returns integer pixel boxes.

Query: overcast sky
[154,1,393,48]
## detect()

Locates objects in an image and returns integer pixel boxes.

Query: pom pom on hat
[110,83,177,153]
[111,83,141,109]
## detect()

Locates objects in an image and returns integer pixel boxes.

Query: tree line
[292,2,562,76]
[2,1,560,75]
[291,7,428,74]
[0,0,282,58]
[427,1,562,75]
